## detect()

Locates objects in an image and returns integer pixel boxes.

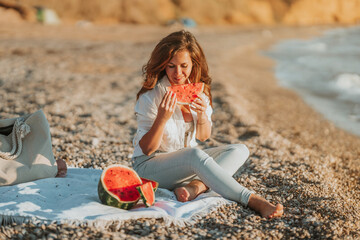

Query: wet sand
[0,23,359,239]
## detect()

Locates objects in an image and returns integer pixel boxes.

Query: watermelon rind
[167,82,204,105]
[136,182,155,207]
[98,164,143,210]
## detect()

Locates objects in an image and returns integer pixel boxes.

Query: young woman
[132,30,283,218]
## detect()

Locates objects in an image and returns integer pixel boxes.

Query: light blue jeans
[132,144,254,206]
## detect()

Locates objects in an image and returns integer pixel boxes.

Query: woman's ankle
[189,179,209,193]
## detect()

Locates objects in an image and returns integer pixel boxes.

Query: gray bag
[0,110,58,186]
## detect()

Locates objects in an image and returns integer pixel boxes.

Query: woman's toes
[174,187,190,202]
[268,204,284,219]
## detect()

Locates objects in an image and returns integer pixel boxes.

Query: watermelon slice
[136,182,155,207]
[167,82,204,105]
[141,177,159,192]
[97,164,158,210]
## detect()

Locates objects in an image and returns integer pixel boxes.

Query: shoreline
[1,23,359,239]
[210,25,360,169]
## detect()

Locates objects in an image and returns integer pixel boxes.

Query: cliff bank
[1,0,360,26]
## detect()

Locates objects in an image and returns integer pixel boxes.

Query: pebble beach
[0,23,359,239]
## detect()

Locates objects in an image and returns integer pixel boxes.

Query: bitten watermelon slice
[136,182,155,207]
[98,165,158,210]
[167,82,204,105]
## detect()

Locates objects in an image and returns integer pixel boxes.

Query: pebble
[47,233,58,239]
[92,138,100,147]
[28,233,37,240]
[33,228,42,237]
[170,233,178,239]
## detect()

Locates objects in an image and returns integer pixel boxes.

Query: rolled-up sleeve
[133,94,158,148]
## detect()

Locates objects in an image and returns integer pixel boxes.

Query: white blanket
[0,168,232,228]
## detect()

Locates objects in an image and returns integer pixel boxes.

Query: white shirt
[132,76,213,157]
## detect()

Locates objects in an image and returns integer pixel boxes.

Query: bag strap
[0,117,31,160]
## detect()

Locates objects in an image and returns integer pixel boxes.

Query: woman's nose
[175,66,181,75]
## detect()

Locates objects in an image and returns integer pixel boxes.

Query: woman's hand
[191,94,212,141]
[190,94,207,120]
[139,91,177,156]
[157,91,177,122]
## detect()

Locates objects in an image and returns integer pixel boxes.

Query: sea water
[266,26,360,137]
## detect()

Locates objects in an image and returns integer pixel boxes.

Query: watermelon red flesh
[136,182,155,207]
[167,82,204,105]
[140,177,159,192]
[98,165,143,210]
[103,166,141,189]
[109,186,140,201]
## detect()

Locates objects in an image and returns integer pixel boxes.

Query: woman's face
[165,50,193,85]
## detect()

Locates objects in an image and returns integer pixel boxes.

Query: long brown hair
[137,30,212,106]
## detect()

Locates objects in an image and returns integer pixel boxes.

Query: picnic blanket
[0,168,232,228]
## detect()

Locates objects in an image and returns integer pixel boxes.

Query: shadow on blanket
[0,168,232,228]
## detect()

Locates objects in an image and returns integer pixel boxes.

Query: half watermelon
[167,82,204,105]
[98,165,159,210]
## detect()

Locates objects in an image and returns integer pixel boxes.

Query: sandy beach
[1,22,359,239]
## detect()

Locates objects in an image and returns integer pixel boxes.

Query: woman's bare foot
[247,194,284,219]
[56,158,67,178]
[174,180,208,202]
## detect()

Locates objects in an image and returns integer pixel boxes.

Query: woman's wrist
[197,114,208,125]
[155,115,169,126]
